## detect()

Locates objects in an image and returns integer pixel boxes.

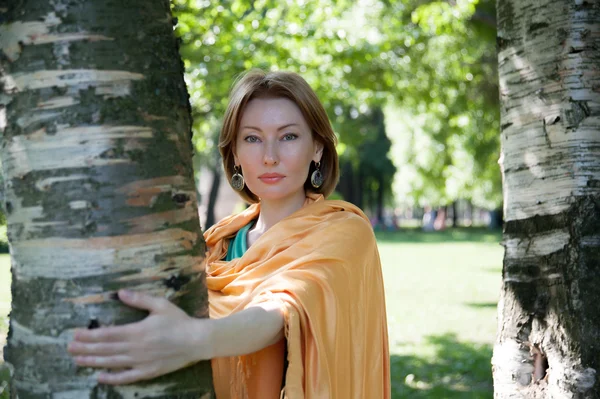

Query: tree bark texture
[493,0,600,398]
[0,1,213,397]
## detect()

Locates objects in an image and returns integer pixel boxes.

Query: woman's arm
[68,290,284,385]
[209,301,285,358]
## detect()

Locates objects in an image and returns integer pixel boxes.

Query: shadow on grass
[376,227,502,245]
[391,333,493,399]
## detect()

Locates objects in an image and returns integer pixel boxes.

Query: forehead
[239,97,309,129]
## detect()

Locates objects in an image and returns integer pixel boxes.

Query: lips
[259,173,285,184]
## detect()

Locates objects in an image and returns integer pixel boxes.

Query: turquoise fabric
[225,220,256,261]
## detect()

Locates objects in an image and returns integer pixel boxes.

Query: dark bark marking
[556,28,568,43]
[504,212,569,235]
[542,119,553,148]
[501,122,513,131]
[575,1,594,10]
[569,47,585,54]
[172,192,190,206]
[578,195,600,237]
[587,180,600,188]
[164,274,191,291]
[497,36,515,51]
[91,384,124,399]
[528,22,549,33]
[580,29,591,39]
[87,318,100,329]
[565,98,591,130]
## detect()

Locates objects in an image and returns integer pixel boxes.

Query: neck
[253,191,307,234]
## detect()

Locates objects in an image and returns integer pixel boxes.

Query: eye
[282,133,298,141]
[244,135,260,143]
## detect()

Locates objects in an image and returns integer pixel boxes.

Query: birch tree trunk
[0,1,213,397]
[493,0,600,397]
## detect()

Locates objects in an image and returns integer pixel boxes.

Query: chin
[251,187,304,202]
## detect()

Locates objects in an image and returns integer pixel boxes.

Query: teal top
[225,220,256,261]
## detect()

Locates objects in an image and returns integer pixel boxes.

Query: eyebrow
[241,123,300,132]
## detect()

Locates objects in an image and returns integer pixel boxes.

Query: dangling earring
[311,161,324,188]
[231,165,245,191]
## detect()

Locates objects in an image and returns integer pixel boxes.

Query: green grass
[0,228,503,397]
[378,228,502,398]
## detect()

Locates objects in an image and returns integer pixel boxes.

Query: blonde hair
[219,70,339,203]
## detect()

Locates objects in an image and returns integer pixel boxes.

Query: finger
[68,341,128,356]
[74,354,133,369]
[117,290,169,313]
[98,368,152,385]
[73,325,133,343]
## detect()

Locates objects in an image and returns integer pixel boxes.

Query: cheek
[284,145,314,170]
[236,147,259,172]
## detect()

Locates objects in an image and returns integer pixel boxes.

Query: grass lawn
[0,227,503,397]
[378,227,502,398]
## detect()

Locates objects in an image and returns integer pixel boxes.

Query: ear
[313,141,324,164]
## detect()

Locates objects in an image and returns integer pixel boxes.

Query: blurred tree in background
[172,0,500,226]
[382,0,500,211]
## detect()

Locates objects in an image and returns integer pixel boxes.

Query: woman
[69,70,390,398]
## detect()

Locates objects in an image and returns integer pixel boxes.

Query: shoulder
[314,200,376,244]
[322,200,371,226]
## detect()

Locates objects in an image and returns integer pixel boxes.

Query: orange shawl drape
[204,194,390,398]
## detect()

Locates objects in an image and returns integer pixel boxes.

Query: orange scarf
[204,194,390,398]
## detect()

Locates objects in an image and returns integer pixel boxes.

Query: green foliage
[171,0,501,209]
[376,0,500,208]
[172,0,398,208]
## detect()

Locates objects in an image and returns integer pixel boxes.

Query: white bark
[493,0,600,397]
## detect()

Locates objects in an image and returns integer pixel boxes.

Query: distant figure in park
[69,70,390,398]
[422,205,446,231]
[422,205,436,231]
[433,207,447,231]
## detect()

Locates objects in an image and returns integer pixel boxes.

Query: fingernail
[119,289,132,299]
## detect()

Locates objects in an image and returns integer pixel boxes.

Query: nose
[263,140,279,166]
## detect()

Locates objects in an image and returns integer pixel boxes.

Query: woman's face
[234,97,323,203]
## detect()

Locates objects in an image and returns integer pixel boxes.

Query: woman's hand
[67,290,210,385]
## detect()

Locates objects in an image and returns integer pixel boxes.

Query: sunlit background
[174,0,501,230]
